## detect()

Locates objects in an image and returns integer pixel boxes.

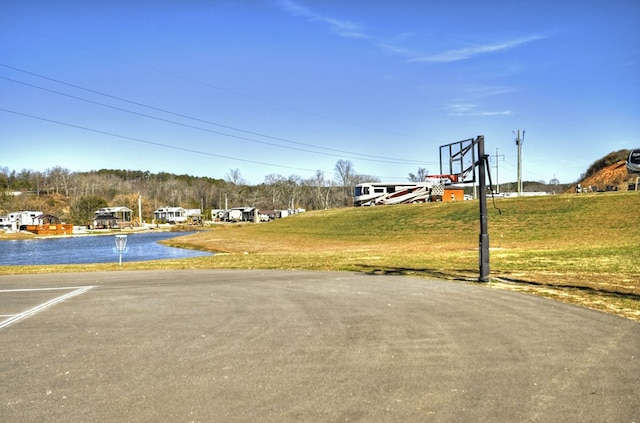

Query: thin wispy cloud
[276,0,367,39]
[276,1,549,66]
[411,34,549,63]
[448,103,513,117]
[374,42,415,56]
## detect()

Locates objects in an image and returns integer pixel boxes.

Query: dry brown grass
[2,192,639,321]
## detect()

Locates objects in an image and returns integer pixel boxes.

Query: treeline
[0,160,378,224]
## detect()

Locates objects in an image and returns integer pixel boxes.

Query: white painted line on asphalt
[0,286,91,293]
[0,286,94,330]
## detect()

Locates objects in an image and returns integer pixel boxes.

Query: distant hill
[573,150,639,192]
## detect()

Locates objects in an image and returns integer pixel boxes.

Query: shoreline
[0,224,200,241]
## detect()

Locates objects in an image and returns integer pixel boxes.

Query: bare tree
[408,167,428,182]
[223,169,248,207]
[46,166,72,196]
[284,174,303,209]
[334,160,355,186]
[264,173,285,208]
[225,168,245,185]
[334,160,357,206]
[307,170,333,210]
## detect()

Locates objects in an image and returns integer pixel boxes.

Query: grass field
[2,192,639,321]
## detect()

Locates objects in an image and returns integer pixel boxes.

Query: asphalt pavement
[1,270,638,422]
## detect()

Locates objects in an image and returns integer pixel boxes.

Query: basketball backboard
[439,137,478,183]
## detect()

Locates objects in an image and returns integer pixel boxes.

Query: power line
[1,75,429,166]
[0,63,433,166]
[0,23,433,143]
[503,158,551,183]
[0,107,324,175]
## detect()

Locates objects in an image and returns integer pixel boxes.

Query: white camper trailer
[353,176,459,206]
[353,182,434,206]
[1,211,44,230]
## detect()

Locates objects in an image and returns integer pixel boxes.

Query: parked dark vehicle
[627,149,640,174]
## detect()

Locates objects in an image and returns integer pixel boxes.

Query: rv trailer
[353,175,462,206]
[353,181,434,206]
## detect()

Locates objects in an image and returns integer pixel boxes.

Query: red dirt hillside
[577,160,639,192]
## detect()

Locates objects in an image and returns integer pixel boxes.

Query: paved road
[1,270,638,422]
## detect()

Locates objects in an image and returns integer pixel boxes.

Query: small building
[444,188,465,202]
[25,214,73,235]
[93,206,133,229]
[154,207,186,224]
[430,185,465,202]
[227,208,243,222]
[239,207,257,222]
[0,210,43,231]
[211,209,226,222]
[208,207,304,223]
[213,207,250,223]
[227,207,259,222]
[154,207,202,224]
[12,210,43,226]
[0,211,72,235]
[185,209,203,225]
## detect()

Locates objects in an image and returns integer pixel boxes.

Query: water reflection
[0,231,211,266]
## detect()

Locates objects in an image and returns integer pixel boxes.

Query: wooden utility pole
[515,130,525,195]
[138,193,143,226]
[492,148,505,193]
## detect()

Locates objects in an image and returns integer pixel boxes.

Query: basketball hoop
[439,136,491,282]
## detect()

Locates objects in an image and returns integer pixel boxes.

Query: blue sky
[1,0,638,185]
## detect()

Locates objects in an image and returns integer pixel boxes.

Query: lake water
[0,231,211,266]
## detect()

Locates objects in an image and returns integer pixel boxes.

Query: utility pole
[515,130,525,195]
[492,148,505,193]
